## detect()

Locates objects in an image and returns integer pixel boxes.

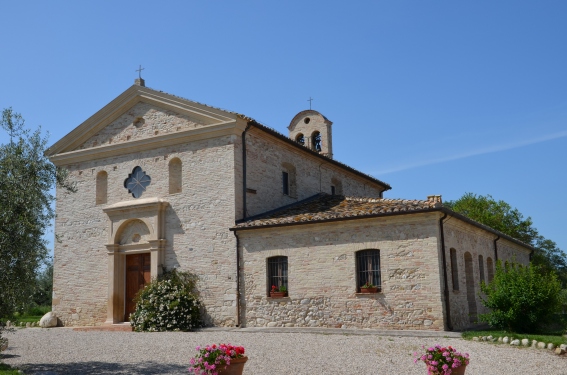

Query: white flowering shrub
[130,270,202,332]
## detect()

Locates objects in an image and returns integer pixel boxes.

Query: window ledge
[355,292,381,297]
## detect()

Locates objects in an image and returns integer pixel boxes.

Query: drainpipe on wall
[242,124,251,220]
[438,212,453,331]
[493,235,500,262]
[233,230,241,327]
[235,123,251,328]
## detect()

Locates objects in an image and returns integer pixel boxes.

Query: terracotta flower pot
[430,364,466,375]
[451,364,467,375]
[218,356,248,375]
[270,291,287,298]
[359,287,378,293]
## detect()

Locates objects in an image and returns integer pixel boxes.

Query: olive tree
[0,108,74,336]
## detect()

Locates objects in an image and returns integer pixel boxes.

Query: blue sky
[1,1,566,253]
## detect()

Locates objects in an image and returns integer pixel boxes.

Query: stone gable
[74,102,209,151]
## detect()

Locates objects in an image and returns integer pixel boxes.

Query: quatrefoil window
[124,166,151,198]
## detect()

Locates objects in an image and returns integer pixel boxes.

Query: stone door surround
[103,197,168,324]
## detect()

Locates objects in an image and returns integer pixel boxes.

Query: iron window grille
[267,256,288,295]
[356,250,381,291]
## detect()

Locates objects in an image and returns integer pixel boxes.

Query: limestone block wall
[53,134,239,326]
[243,129,385,218]
[442,219,531,330]
[237,213,446,330]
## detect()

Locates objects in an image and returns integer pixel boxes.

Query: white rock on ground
[39,312,58,328]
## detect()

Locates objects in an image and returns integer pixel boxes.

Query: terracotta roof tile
[235,193,440,228]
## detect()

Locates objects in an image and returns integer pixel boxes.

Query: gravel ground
[1,327,566,375]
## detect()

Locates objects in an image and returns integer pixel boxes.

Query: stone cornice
[103,197,169,214]
[46,85,239,158]
[49,120,240,166]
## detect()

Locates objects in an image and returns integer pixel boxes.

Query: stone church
[46,79,532,331]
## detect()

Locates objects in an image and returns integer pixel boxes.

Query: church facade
[46,80,532,331]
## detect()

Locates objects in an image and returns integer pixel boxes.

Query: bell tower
[288,110,333,159]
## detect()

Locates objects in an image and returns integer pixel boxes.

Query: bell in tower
[288,110,333,159]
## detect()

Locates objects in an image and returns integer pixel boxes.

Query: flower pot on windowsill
[270,291,288,298]
[359,287,379,293]
[218,356,248,375]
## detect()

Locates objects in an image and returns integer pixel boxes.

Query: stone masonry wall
[244,129,385,218]
[238,213,446,330]
[442,219,531,330]
[54,130,240,326]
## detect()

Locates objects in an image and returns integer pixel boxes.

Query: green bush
[479,261,562,333]
[129,269,202,332]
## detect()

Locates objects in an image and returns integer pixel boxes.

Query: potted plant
[359,281,378,293]
[189,343,247,375]
[270,285,287,298]
[414,345,469,375]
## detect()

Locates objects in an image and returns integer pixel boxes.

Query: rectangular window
[331,185,336,195]
[267,256,288,295]
[282,171,289,195]
[478,255,485,283]
[356,250,381,291]
[450,248,459,290]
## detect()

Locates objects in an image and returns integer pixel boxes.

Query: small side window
[282,171,289,195]
[450,248,459,290]
[267,256,288,296]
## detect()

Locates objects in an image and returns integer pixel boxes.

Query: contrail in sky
[372,129,567,176]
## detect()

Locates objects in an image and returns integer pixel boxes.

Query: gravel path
[1,327,566,374]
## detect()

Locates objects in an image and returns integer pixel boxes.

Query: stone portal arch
[103,198,168,324]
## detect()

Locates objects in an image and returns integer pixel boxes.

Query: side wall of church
[53,134,240,326]
[243,129,384,218]
[237,213,446,330]
[442,219,531,330]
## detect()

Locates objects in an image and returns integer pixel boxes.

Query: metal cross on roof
[307,97,313,110]
[136,65,145,79]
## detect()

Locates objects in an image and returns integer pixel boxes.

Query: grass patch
[0,362,21,375]
[462,329,567,346]
[1,305,50,325]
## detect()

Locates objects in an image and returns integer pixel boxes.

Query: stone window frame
[331,177,343,195]
[355,249,381,292]
[168,157,182,194]
[311,131,322,152]
[96,170,108,205]
[281,162,297,198]
[450,248,459,291]
[478,254,485,283]
[486,257,494,282]
[267,256,288,296]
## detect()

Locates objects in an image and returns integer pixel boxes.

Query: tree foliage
[445,193,567,286]
[0,108,74,322]
[479,261,562,333]
[444,193,537,244]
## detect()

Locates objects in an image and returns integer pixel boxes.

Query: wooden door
[125,253,151,321]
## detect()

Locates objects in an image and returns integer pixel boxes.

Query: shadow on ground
[19,361,188,375]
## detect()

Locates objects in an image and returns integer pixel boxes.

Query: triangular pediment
[46,85,240,158]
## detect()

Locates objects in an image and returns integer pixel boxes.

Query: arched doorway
[103,198,168,324]
[464,252,477,324]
